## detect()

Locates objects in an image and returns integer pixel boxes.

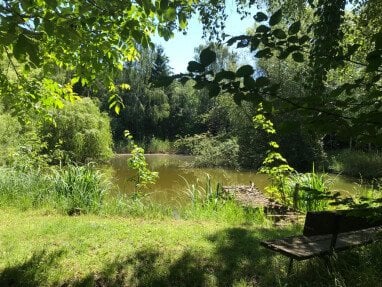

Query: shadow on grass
[71,227,294,287]
[0,249,65,287]
[5,226,378,287]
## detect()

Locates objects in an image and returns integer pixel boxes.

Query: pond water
[107,154,366,205]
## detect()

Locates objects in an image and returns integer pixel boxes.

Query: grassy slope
[1,209,382,287]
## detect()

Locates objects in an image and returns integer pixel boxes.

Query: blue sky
[153,3,258,73]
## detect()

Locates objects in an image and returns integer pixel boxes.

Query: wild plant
[51,163,109,214]
[124,130,158,194]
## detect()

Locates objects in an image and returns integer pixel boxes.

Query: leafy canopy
[0,0,235,114]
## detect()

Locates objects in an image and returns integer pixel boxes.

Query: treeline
[1,43,381,178]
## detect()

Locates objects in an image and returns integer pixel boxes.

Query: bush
[42,98,113,163]
[0,113,47,169]
[174,133,239,168]
[330,149,382,179]
[146,138,172,153]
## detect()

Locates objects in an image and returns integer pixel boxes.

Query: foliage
[51,164,109,215]
[175,133,240,168]
[0,167,51,209]
[124,131,158,193]
[252,103,294,203]
[146,137,172,154]
[42,98,113,163]
[183,174,228,208]
[0,111,47,169]
[330,149,382,179]
[151,45,172,81]
[161,2,382,147]
[284,171,332,212]
[109,48,171,143]
[0,0,234,115]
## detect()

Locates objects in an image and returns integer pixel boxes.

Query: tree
[151,46,172,81]
[164,1,382,146]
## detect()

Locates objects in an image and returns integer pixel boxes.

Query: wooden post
[293,183,300,211]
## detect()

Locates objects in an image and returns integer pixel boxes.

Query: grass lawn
[0,208,381,287]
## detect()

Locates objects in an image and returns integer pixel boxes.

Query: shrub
[0,113,47,169]
[146,137,172,153]
[174,133,239,168]
[330,149,382,179]
[42,98,113,163]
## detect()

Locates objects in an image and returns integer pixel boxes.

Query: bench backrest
[303,208,382,236]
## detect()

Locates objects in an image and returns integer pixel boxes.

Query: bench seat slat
[261,226,382,260]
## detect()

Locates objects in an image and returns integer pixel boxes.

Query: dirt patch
[223,185,304,225]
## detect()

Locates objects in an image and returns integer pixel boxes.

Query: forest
[0,0,382,286]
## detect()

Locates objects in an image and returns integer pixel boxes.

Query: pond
[108,154,267,204]
[107,154,367,205]
[106,154,370,204]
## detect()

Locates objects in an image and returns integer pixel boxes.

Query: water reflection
[107,154,367,205]
[108,154,269,204]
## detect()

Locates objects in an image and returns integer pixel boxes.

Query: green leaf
[269,9,282,26]
[288,21,301,35]
[346,44,361,58]
[208,82,220,98]
[299,35,310,44]
[292,52,304,62]
[164,7,176,21]
[256,25,270,33]
[200,48,216,67]
[243,76,256,89]
[250,37,261,51]
[366,59,382,72]
[187,61,204,73]
[160,0,169,10]
[255,48,272,58]
[373,31,382,50]
[178,13,188,30]
[115,103,121,115]
[273,29,287,39]
[233,93,244,106]
[236,65,254,77]
[254,12,268,22]
[215,70,236,82]
[287,36,299,43]
[13,34,40,66]
[194,80,207,90]
[256,76,270,87]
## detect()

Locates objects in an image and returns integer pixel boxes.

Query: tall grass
[0,167,51,209]
[285,171,332,212]
[0,165,265,224]
[51,164,109,214]
[182,174,266,224]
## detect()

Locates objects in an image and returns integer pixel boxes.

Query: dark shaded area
[1,226,381,287]
[0,250,65,287]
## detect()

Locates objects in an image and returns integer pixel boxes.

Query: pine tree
[151,46,172,81]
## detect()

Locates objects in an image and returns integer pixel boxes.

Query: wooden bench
[260,208,382,274]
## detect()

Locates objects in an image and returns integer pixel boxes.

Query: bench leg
[287,258,294,276]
